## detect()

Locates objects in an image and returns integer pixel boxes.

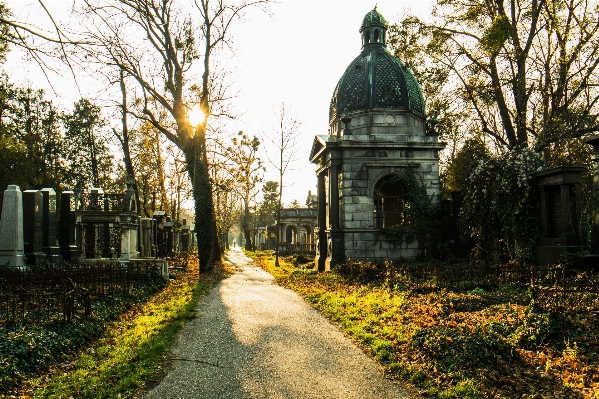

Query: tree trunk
[183,131,214,273]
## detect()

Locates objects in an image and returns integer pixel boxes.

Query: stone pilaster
[326,160,344,269]
[315,171,328,271]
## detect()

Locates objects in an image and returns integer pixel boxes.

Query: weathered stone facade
[310,7,445,270]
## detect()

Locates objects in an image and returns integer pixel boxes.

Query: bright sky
[5,0,434,207]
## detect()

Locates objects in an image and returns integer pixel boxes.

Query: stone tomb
[534,166,584,266]
[310,8,445,270]
[75,187,139,261]
[0,185,25,267]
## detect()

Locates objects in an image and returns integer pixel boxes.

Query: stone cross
[0,185,25,267]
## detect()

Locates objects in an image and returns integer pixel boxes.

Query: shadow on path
[144,247,416,399]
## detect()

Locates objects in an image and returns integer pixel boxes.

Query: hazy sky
[5,0,434,206]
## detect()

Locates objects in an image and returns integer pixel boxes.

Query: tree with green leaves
[388,0,599,152]
[441,137,490,197]
[0,77,64,210]
[257,181,279,229]
[62,99,114,192]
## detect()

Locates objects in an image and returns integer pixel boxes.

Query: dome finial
[360,7,388,48]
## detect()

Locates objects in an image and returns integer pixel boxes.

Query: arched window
[374,29,380,43]
[374,175,405,228]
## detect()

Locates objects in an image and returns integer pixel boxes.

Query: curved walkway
[144,247,417,399]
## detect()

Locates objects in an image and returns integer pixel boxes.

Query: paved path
[144,247,416,399]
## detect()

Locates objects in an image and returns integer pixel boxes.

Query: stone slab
[0,185,25,267]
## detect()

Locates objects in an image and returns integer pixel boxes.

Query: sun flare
[188,107,207,126]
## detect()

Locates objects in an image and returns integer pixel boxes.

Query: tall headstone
[40,188,62,262]
[0,185,25,267]
[59,191,79,262]
[23,190,46,265]
[181,219,190,252]
[164,217,175,254]
[534,167,584,266]
[154,211,166,257]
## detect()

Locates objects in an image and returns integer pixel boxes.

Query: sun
[188,107,207,126]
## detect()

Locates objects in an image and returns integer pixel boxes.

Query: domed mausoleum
[309,7,445,270]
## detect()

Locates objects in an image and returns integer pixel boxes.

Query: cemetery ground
[0,256,223,398]
[247,251,599,399]
[1,251,599,399]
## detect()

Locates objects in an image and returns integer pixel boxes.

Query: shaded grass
[9,259,223,399]
[247,250,599,399]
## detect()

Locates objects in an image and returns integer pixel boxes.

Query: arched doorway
[373,175,405,229]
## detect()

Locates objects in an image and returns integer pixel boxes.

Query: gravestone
[0,185,25,267]
[181,219,190,252]
[40,188,62,262]
[23,190,46,265]
[440,192,474,258]
[59,191,79,262]
[164,217,175,254]
[534,166,584,266]
[153,211,166,258]
[139,218,152,257]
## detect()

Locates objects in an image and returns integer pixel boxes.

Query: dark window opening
[374,29,380,43]
[374,175,405,229]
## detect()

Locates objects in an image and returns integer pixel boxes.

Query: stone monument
[23,190,46,265]
[59,191,79,262]
[41,188,62,262]
[309,7,445,270]
[534,167,584,265]
[0,185,25,267]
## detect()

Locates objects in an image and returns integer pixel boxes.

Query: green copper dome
[329,8,425,122]
[360,6,388,32]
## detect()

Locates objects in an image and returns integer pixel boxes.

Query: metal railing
[278,244,316,254]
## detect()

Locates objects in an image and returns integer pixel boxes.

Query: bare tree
[223,131,264,251]
[264,102,300,267]
[77,0,269,271]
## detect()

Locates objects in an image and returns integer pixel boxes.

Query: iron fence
[0,261,159,324]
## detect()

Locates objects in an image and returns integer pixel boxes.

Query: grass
[6,258,224,399]
[246,249,599,399]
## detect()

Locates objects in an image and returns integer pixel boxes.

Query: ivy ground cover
[2,257,224,399]
[247,251,599,399]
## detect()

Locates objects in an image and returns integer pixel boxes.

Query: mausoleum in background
[310,7,445,270]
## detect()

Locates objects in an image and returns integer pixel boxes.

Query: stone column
[326,160,344,269]
[315,171,328,271]
[0,185,25,267]
[296,224,301,244]
[59,191,79,262]
[23,190,46,266]
[41,188,62,262]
